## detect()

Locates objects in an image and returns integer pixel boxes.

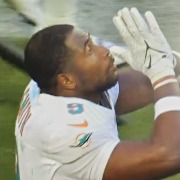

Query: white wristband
[155,96,180,119]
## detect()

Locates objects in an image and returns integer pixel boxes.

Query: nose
[108,53,115,63]
[102,47,114,63]
[101,46,110,57]
[97,45,114,62]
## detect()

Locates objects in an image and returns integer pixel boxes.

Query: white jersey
[15,80,120,180]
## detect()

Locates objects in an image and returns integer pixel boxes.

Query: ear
[57,74,76,90]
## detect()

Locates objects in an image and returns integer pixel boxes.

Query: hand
[109,46,127,65]
[113,7,175,86]
[110,45,177,70]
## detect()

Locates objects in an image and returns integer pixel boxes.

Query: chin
[99,78,118,92]
[109,78,118,88]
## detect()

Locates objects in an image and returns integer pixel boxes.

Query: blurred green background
[0,56,29,179]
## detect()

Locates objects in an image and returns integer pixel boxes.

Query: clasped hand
[111,7,175,85]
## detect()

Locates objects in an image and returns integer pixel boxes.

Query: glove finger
[172,50,180,67]
[145,11,165,40]
[130,7,150,36]
[144,11,171,52]
[113,12,135,47]
[120,7,142,42]
[110,46,131,65]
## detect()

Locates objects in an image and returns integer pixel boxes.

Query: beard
[77,71,118,94]
[95,76,118,93]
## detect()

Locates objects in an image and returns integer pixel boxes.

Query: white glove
[172,50,179,68]
[113,7,175,87]
[110,46,127,65]
[110,45,177,68]
[173,50,180,84]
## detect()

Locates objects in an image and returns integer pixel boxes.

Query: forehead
[65,28,89,50]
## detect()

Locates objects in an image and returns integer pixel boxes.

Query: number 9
[67,103,84,114]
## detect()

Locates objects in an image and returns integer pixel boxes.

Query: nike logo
[68,120,88,128]
[147,55,152,69]
[144,40,170,70]
[144,40,152,69]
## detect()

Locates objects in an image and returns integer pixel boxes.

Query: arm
[115,65,154,115]
[115,50,180,116]
[104,83,180,180]
[103,8,180,180]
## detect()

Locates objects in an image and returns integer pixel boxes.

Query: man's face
[65,28,119,93]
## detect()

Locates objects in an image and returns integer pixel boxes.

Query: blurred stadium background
[0,0,180,179]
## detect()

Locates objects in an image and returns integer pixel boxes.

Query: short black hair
[24,24,74,92]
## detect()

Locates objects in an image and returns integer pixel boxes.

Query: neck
[56,89,103,104]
